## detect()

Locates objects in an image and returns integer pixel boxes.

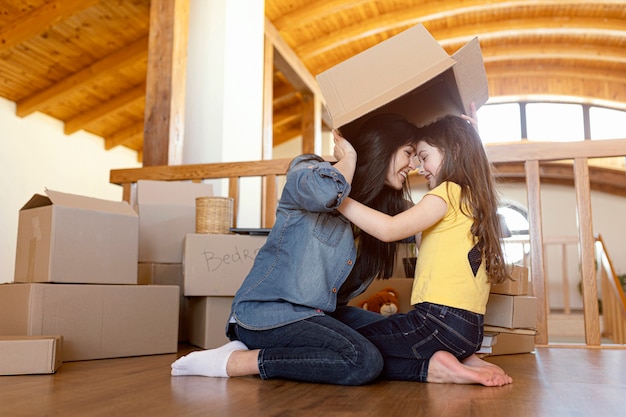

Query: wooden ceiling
[1,0,625,156]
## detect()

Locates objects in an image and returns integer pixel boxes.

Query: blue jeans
[328,305,387,329]
[357,302,484,382]
[227,314,383,385]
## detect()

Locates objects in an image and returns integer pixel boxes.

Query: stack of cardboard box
[0,189,180,375]
[134,180,267,350]
[181,232,266,348]
[484,265,538,355]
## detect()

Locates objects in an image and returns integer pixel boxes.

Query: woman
[171,113,419,385]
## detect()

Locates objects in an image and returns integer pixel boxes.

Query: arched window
[497,203,530,266]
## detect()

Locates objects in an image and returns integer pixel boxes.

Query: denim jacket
[230,154,361,330]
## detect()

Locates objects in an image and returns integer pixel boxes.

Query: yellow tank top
[411,182,490,314]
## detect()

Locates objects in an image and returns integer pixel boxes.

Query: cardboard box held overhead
[14,189,138,284]
[316,23,489,139]
[133,180,214,263]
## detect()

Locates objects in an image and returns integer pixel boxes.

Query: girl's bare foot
[426,351,513,386]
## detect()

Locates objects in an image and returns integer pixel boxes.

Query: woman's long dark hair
[344,113,419,285]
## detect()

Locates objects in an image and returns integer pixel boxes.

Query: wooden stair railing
[596,235,626,344]
[110,137,626,347]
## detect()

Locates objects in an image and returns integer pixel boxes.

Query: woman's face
[385,144,417,190]
[416,141,444,189]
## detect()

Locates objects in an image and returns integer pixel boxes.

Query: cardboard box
[0,336,63,375]
[14,190,138,284]
[0,283,179,361]
[490,332,535,355]
[348,277,414,314]
[183,233,267,296]
[484,294,537,329]
[132,180,214,263]
[316,23,488,139]
[138,262,189,342]
[491,265,529,295]
[187,296,233,349]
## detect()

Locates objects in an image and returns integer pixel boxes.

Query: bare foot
[426,351,513,386]
[463,353,508,374]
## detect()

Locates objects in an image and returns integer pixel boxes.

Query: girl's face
[385,144,417,190]
[416,141,444,189]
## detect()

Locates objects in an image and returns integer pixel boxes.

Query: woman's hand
[332,129,357,184]
[332,129,357,162]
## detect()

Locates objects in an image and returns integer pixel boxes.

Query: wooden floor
[1,344,625,417]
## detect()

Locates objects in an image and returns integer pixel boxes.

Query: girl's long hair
[419,115,509,284]
[344,114,419,286]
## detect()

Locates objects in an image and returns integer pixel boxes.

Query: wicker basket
[195,197,234,234]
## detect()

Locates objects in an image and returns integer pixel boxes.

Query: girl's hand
[332,129,357,162]
[461,102,479,132]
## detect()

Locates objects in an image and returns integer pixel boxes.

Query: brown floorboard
[1,344,625,417]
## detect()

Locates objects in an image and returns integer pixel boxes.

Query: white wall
[0,97,141,283]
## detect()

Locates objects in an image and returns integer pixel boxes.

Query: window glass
[476,103,521,143]
[526,103,584,142]
[590,107,626,139]
[497,204,530,265]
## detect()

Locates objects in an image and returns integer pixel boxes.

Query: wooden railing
[110,159,292,229]
[510,234,626,344]
[596,235,626,344]
[110,138,626,347]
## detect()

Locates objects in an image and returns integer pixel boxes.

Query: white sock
[170,340,248,377]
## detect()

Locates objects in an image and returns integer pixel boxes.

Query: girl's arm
[338,194,447,242]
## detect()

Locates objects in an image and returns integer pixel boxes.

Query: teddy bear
[358,287,400,317]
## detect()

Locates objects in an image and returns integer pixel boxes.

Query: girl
[171,114,419,385]
[338,114,514,387]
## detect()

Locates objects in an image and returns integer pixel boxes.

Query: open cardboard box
[316,23,488,139]
[14,189,138,284]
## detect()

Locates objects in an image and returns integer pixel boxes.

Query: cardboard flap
[45,190,136,216]
[451,37,489,114]
[136,180,214,206]
[21,194,52,210]
[316,24,455,129]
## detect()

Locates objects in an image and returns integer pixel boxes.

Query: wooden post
[143,0,189,166]
[574,158,602,345]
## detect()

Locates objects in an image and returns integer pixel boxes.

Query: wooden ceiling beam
[265,17,331,128]
[273,108,301,129]
[265,17,321,96]
[486,64,626,107]
[16,36,148,117]
[0,0,101,54]
[297,15,625,61]
[481,44,626,66]
[64,84,146,135]
[105,123,144,150]
[273,127,302,147]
